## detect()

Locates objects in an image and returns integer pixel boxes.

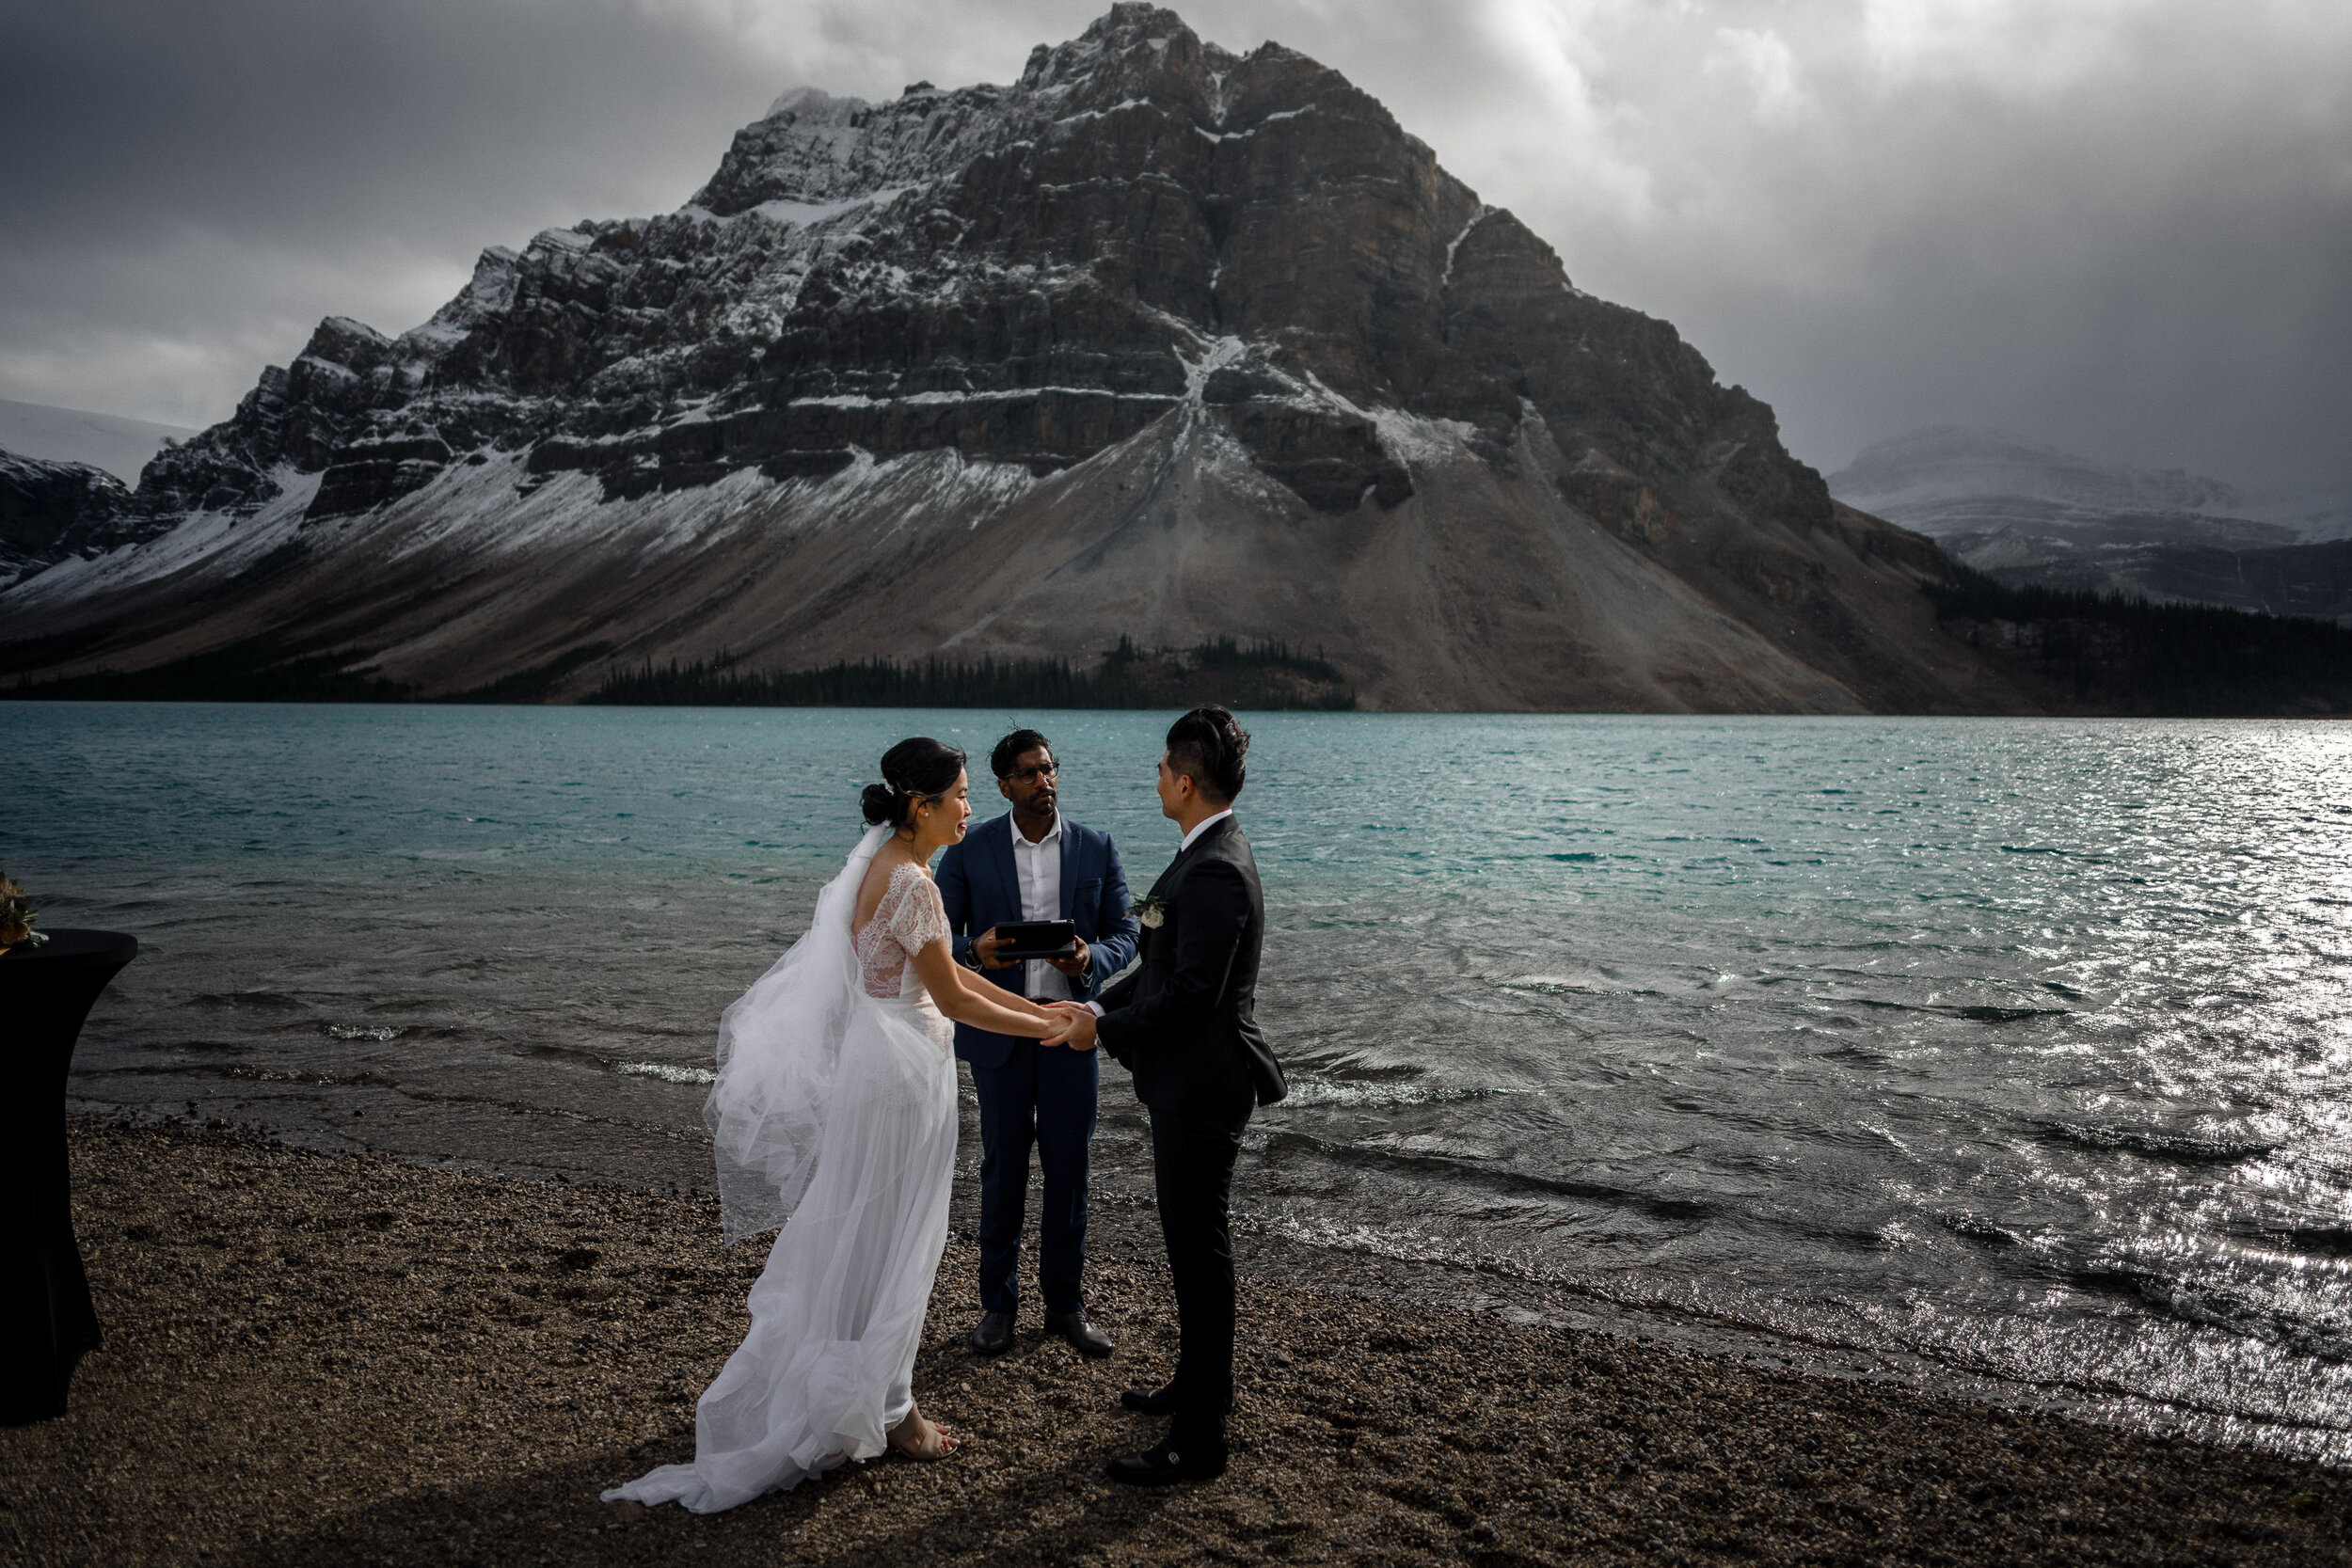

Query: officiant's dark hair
[991,729,1053,780]
[1166,705,1248,804]
[862,737,967,828]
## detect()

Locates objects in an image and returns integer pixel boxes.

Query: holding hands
[1040,1002,1098,1052]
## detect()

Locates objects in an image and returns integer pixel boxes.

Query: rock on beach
[3,1119,2346,1566]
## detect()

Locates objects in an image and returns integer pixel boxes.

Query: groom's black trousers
[1147,1081,1256,1455]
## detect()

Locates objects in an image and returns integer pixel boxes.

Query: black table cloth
[2,927,135,1425]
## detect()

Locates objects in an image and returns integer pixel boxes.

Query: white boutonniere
[1130,895,1168,929]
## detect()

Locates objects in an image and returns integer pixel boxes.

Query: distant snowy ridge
[1828,427,2352,545]
[0,400,199,485]
[1829,426,2352,623]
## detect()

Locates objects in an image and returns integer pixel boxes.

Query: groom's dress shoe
[968,1310,1015,1356]
[1105,1438,1226,1486]
[1119,1384,1178,1416]
[1044,1310,1113,1357]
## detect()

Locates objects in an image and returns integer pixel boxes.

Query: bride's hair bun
[860,736,967,829]
[859,781,902,826]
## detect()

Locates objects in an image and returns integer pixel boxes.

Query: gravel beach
[5,1119,2345,1568]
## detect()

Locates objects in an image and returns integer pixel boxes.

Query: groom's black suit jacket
[1097,816,1286,1112]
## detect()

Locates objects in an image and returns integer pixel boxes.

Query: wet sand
[4,1119,2346,1567]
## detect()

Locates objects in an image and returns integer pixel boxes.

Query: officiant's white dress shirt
[1083,809,1231,1018]
[1011,812,1073,1001]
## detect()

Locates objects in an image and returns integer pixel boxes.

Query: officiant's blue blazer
[936,813,1140,1071]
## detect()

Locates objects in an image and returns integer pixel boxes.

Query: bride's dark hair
[860,736,967,829]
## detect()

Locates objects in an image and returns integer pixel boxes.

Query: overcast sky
[5,0,2347,487]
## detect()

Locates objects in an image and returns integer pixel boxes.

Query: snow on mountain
[2,5,2050,713]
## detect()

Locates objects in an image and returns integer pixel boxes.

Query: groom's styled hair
[1166,706,1248,804]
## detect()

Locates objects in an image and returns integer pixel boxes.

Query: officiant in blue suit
[937,728,1140,1359]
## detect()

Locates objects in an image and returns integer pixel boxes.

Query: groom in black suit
[1046,706,1285,1484]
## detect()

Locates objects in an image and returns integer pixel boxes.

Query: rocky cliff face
[0,451,135,592]
[0,5,2037,712]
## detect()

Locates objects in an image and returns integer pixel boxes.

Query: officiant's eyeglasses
[1007,761,1058,784]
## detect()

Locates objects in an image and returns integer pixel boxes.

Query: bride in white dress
[606,737,1069,1513]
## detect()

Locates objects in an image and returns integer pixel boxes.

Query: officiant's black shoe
[1044,1310,1113,1357]
[1119,1384,1178,1416]
[968,1310,1015,1356]
[1105,1437,1225,1486]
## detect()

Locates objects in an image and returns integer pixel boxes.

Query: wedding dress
[604,827,961,1513]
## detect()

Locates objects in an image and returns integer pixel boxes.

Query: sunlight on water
[5,703,2349,1458]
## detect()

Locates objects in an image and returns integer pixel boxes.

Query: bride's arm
[909,942,1060,1037]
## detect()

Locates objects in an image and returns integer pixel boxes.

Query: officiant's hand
[1046,936,1090,980]
[973,927,1013,969]
[1040,1003,1098,1052]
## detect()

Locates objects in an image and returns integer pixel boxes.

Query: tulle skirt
[604,994,958,1513]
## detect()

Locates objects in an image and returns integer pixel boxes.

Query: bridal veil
[609,824,962,1512]
[703,824,888,1242]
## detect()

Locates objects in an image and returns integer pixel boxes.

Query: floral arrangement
[1130,895,1168,930]
[0,870,46,952]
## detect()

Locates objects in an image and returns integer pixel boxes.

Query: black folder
[993,919,1078,960]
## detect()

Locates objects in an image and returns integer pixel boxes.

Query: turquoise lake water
[6,703,2350,1459]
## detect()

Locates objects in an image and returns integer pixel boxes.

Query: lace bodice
[855,862,951,1001]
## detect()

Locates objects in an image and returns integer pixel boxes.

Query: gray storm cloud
[4,0,2346,487]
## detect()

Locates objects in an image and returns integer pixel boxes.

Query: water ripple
[10,705,2351,1460]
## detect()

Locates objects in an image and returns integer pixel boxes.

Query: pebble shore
[5,1120,2346,1567]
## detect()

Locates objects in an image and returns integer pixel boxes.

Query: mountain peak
[761,85,866,123]
[1,6,2024,717]
[1072,1,1200,55]
[1022,3,1217,93]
